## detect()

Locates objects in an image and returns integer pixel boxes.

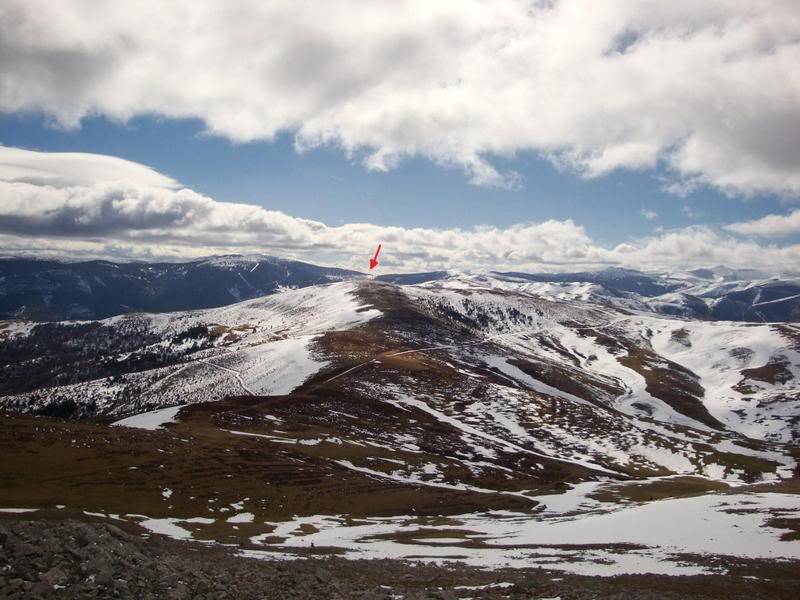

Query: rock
[95,566,115,587]
[166,582,191,599]
[12,541,35,556]
[357,591,387,600]
[28,580,54,599]
[5,578,26,593]
[74,526,98,548]
[105,523,133,541]
[40,566,67,586]
[314,567,332,584]
[113,578,131,595]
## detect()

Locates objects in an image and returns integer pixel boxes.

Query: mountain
[2,256,798,323]
[2,270,799,576]
[3,272,799,442]
[375,270,450,285]
[496,266,683,296]
[493,267,800,322]
[0,255,363,321]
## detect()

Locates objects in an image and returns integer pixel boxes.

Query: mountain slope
[2,275,797,466]
[493,267,800,322]
[3,257,798,323]
[1,273,799,576]
[0,255,363,320]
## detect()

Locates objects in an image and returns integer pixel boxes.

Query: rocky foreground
[2,517,800,599]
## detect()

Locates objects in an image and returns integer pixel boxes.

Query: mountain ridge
[0,254,364,321]
[3,254,799,323]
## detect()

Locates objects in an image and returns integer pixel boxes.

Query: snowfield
[251,491,800,575]
[647,319,800,442]
[112,404,187,430]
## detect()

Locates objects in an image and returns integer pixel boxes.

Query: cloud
[681,205,704,220]
[726,210,800,237]
[1,1,799,196]
[0,146,178,188]
[1,147,799,274]
[614,226,800,273]
[639,208,658,220]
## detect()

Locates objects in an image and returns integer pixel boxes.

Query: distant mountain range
[1,256,798,322]
[0,255,362,320]
[492,266,800,322]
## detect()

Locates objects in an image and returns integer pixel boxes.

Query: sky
[0,0,799,274]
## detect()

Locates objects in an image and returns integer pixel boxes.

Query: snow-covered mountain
[2,271,799,575]
[0,255,363,320]
[492,267,800,322]
[3,256,798,323]
[3,273,798,449]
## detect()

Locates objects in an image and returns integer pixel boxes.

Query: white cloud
[681,205,704,220]
[639,208,658,220]
[0,146,178,188]
[614,226,800,273]
[1,1,799,196]
[1,147,798,274]
[726,210,800,237]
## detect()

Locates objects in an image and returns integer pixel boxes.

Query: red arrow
[369,244,382,270]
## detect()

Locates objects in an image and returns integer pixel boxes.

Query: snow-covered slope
[403,274,800,443]
[1,282,380,416]
[648,319,800,442]
[2,272,799,577]
[1,273,798,477]
[490,268,800,322]
[0,254,364,321]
